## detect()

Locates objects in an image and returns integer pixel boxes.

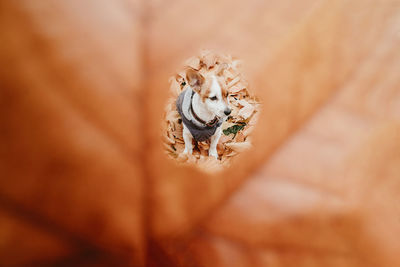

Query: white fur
[183,74,230,159]
[203,76,230,118]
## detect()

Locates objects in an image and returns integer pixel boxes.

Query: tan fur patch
[201,87,210,102]
[198,75,229,103]
[199,78,212,102]
[220,81,229,105]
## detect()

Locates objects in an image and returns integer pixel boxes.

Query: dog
[176,67,231,159]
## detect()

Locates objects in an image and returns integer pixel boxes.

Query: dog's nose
[224,108,231,116]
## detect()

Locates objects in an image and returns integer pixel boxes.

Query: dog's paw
[209,150,219,159]
[183,148,193,155]
[177,153,189,162]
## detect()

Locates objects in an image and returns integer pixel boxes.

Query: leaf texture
[1,0,400,266]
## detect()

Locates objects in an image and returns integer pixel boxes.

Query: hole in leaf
[162,50,260,171]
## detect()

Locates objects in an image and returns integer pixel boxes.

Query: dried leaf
[223,69,236,80]
[226,76,241,88]
[229,82,247,94]
[219,135,233,144]
[163,131,175,144]
[235,132,246,142]
[238,102,255,119]
[169,78,182,96]
[242,125,255,136]
[222,122,236,131]
[185,56,201,70]
[225,141,251,152]
[165,110,180,123]
[201,50,218,69]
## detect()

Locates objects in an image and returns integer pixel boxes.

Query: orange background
[1,0,400,266]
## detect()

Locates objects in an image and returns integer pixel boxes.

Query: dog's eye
[209,96,218,101]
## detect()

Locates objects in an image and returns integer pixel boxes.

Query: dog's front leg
[209,127,221,159]
[182,124,193,155]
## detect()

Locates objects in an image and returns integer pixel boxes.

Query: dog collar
[190,92,219,127]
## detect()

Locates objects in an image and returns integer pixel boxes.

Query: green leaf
[223,123,246,138]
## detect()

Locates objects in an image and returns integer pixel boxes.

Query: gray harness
[176,88,222,142]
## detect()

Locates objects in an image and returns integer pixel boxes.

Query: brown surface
[0,0,145,265]
[1,0,400,266]
[0,209,72,266]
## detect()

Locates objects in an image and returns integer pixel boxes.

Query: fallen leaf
[238,102,255,119]
[185,56,201,70]
[225,141,251,152]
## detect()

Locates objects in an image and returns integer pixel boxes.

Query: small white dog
[176,68,231,159]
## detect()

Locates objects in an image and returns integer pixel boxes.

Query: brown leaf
[4,1,400,266]
[224,140,251,152]
[185,56,201,70]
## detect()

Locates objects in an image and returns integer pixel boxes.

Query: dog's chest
[176,89,222,142]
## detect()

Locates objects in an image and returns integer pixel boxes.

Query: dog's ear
[186,68,205,93]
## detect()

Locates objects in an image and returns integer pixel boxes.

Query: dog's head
[186,68,231,118]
